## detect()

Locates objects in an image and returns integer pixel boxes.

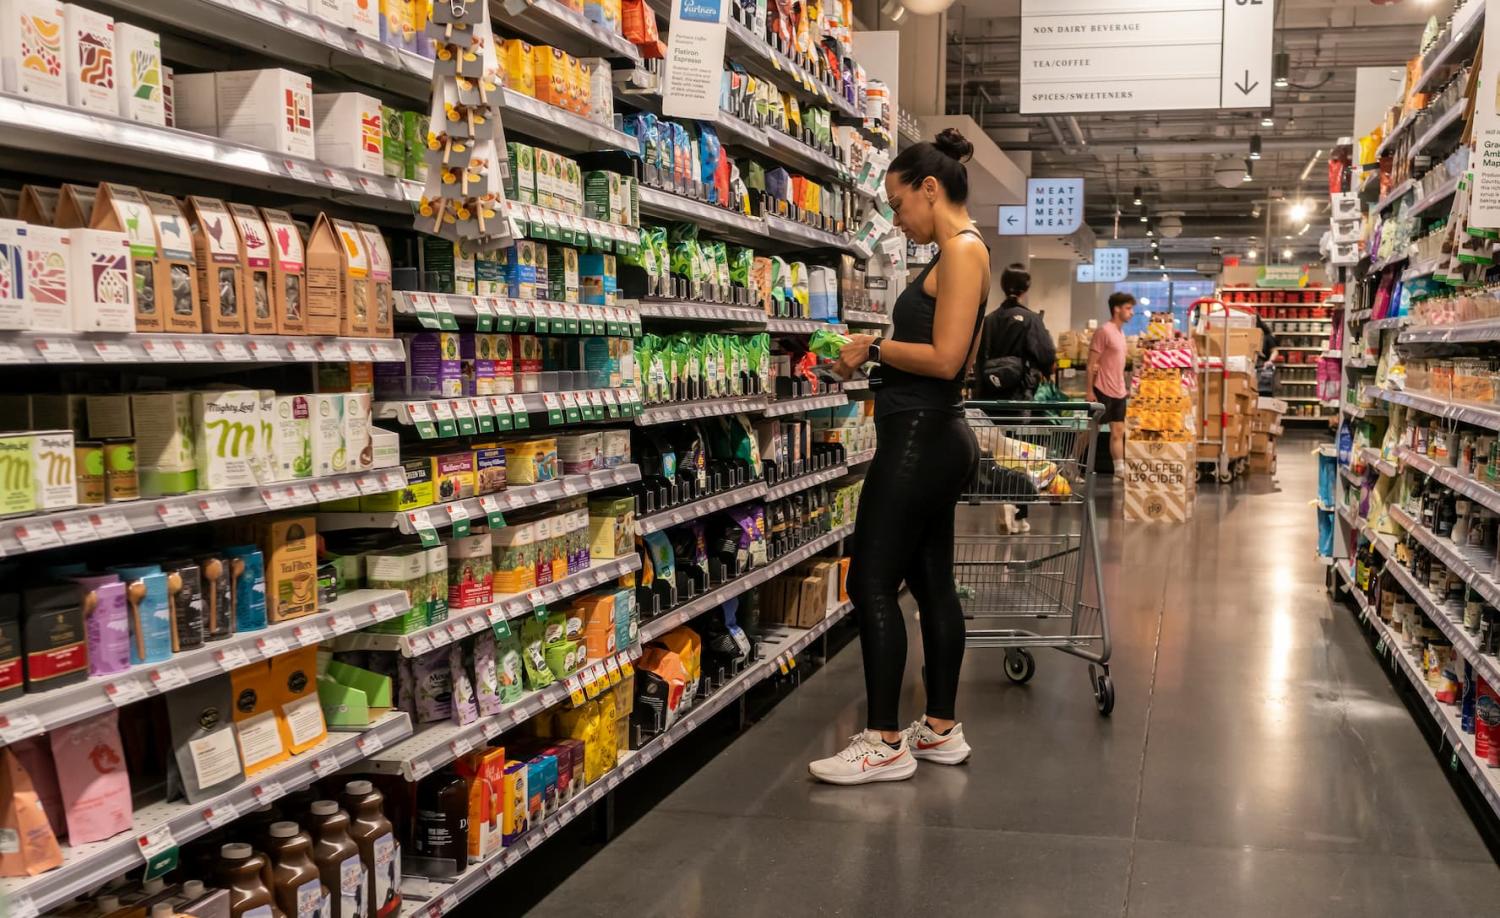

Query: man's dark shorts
[1098,393,1127,423]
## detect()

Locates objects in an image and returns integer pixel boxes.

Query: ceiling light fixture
[1251,204,1262,218]
[1249,135,1262,160]
[1282,248,1294,259]
[1300,148,1324,181]
[1133,186,1143,206]
[1140,211,1149,222]
[1261,113,1274,128]
[1288,200,1308,221]
[1213,235,1222,240]
[1243,158,1254,182]
[1299,223,1311,235]
[1273,52,1290,89]
[900,0,955,13]
[1146,228,1154,237]
[880,0,906,21]
[1247,248,1258,259]
[1162,273,1170,281]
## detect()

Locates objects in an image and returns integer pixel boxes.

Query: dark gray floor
[523,437,1500,916]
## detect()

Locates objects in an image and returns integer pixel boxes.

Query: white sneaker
[808,731,918,785]
[903,719,972,765]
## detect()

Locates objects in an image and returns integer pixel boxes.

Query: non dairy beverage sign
[1020,0,1272,114]
[662,0,727,120]
[1027,178,1083,234]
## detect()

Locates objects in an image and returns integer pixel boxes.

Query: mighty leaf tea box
[214,69,316,159]
[0,219,29,330]
[302,213,344,336]
[131,391,197,495]
[194,389,260,490]
[357,222,394,337]
[331,218,372,337]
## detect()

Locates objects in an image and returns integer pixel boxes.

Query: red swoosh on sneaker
[861,750,908,771]
[916,739,949,750]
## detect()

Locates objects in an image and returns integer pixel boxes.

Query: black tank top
[872,227,988,420]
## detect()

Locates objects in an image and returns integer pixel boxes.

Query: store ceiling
[945,0,1443,265]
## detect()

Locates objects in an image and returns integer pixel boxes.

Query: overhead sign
[998,205,1027,236]
[1019,0,1273,114]
[1471,0,1500,226]
[1076,262,1096,282]
[1027,178,1084,234]
[662,0,728,119]
[1093,247,1128,282]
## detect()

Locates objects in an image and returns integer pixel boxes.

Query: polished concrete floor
[500,436,1500,916]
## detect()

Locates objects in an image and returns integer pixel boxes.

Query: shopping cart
[957,400,1114,715]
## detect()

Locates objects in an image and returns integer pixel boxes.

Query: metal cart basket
[958,400,1114,714]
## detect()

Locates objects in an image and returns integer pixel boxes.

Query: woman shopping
[808,128,988,785]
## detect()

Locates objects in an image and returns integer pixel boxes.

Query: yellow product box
[492,521,538,594]
[533,45,568,108]
[504,438,557,484]
[502,39,535,97]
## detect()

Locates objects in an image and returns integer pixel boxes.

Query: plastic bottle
[264,821,328,918]
[214,843,284,918]
[309,800,367,918]
[339,781,401,918]
[412,769,469,878]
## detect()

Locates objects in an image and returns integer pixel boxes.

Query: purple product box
[73,574,130,676]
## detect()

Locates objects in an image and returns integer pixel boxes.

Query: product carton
[313,92,384,175]
[0,0,66,104]
[194,390,260,490]
[185,196,246,334]
[381,104,404,177]
[18,185,58,225]
[65,228,133,332]
[330,218,373,337]
[356,222,394,337]
[359,456,431,511]
[0,433,35,516]
[0,220,30,330]
[170,70,216,134]
[1123,439,1195,523]
[343,392,372,471]
[113,23,163,124]
[261,516,318,622]
[226,203,276,334]
[270,645,326,753]
[214,69,316,159]
[302,213,344,335]
[250,389,276,485]
[309,393,347,478]
[229,660,289,774]
[28,430,76,511]
[310,0,352,31]
[89,183,162,330]
[22,225,71,332]
[62,3,114,112]
[135,190,200,333]
[51,183,96,228]
[274,394,312,480]
[131,392,196,496]
[161,64,173,125]
[259,207,307,335]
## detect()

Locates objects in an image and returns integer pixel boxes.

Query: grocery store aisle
[515,437,1500,916]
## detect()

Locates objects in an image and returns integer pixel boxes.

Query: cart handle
[964,400,1104,412]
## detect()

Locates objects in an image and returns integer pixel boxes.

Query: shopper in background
[810,127,987,785]
[1088,292,1134,476]
[974,264,1055,400]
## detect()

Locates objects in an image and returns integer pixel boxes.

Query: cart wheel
[1215,468,1234,484]
[1094,672,1115,716]
[1195,467,1206,483]
[1004,649,1035,684]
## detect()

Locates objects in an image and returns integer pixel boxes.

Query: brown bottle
[214,842,285,918]
[339,780,401,918]
[309,800,367,918]
[264,821,329,918]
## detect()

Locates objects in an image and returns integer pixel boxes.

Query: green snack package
[382,107,405,178]
[809,327,852,360]
[710,242,731,289]
[728,246,753,286]
[671,241,697,281]
[493,625,525,703]
[519,615,556,689]
[748,333,771,391]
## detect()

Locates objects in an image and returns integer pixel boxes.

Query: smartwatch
[868,336,884,365]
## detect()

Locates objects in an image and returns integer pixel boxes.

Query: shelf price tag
[214,339,252,362]
[478,495,506,529]
[452,398,478,436]
[311,755,341,778]
[156,503,199,528]
[138,827,181,881]
[486,396,512,432]
[412,294,441,329]
[431,401,458,438]
[105,678,147,707]
[323,168,355,191]
[293,623,326,646]
[198,496,235,519]
[405,401,438,440]
[34,337,82,363]
[255,634,290,657]
[176,339,213,361]
[248,340,283,361]
[150,664,190,691]
[445,503,472,538]
[203,801,240,829]
[13,523,63,552]
[286,340,319,362]
[252,780,286,804]
[343,341,374,361]
[0,713,42,744]
[602,388,621,419]
[356,731,385,756]
[408,510,442,548]
[93,340,135,362]
[540,393,564,425]
[471,397,495,433]
[142,338,183,361]
[495,299,517,333]
[473,298,497,332]
[433,301,460,331]
[565,675,587,706]
[604,656,622,685]
[508,394,531,429]
[561,392,582,424]
[214,644,252,671]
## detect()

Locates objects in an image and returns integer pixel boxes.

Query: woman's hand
[837,334,877,374]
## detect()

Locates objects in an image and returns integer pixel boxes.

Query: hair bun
[933,128,973,163]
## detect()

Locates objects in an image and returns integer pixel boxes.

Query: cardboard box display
[170,70,216,134]
[347,0,379,39]
[51,183,96,228]
[302,214,344,336]
[356,222,394,337]
[261,516,318,622]
[136,190,200,333]
[113,23,163,124]
[273,394,311,480]
[259,207,307,335]
[0,0,67,104]
[312,92,384,175]
[62,3,114,112]
[226,203,276,334]
[18,185,58,225]
[310,0,352,30]
[22,224,71,332]
[0,219,31,330]
[1250,431,1274,454]
[213,69,316,159]
[193,389,259,490]
[309,393,347,477]
[330,218,373,336]
[66,228,133,332]
[1249,449,1277,475]
[185,196,246,334]
[131,391,197,495]
[1192,327,1263,360]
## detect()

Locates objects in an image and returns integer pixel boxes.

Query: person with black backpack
[975,264,1056,400]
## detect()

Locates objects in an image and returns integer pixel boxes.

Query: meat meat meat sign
[1019,0,1273,114]
[999,178,1085,236]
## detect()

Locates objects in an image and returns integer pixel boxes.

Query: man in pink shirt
[1088,292,1134,476]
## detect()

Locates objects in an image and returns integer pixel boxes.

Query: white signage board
[998,205,1027,236]
[1027,178,1084,234]
[662,0,729,119]
[1093,247,1129,282]
[1470,0,1500,227]
[1075,262,1096,282]
[1019,0,1273,114]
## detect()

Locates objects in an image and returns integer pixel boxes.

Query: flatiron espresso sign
[663,0,729,119]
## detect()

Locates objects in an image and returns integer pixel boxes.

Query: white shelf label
[0,712,42,743]
[136,825,177,860]
[202,801,240,829]
[34,337,81,362]
[356,731,385,755]
[256,634,290,657]
[13,523,63,552]
[215,340,252,361]
[156,503,197,528]
[142,338,182,361]
[252,780,285,803]
[198,496,235,519]
[431,401,456,421]
[214,645,251,671]
[176,339,213,361]
[283,158,316,182]
[150,664,190,691]
[408,632,434,655]
[261,488,294,510]
[328,613,356,635]
[411,759,435,781]
[344,341,373,361]
[88,510,132,540]
[287,340,319,362]
[449,735,474,758]
[105,678,147,707]
[311,755,341,778]
[249,340,284,361]
[93,341,134,362]
[293,623,326,646]
[324,169,356,191]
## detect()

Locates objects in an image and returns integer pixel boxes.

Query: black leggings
[848,409,979,732]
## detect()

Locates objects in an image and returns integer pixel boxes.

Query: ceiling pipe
[997,137,1328,154]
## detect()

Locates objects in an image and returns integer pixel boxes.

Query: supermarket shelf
[1399,448,1500,517]
[397,601,856,913]
[1367,315,1406,330]
[765,463,847,501]
[843,309,892,327]
[1399,318,1500,345]
[1403,255,1446,282]
[374,388,639,431]
[636,481,770,535]
[0,467,405,558]
[0,711,414,917]
[333,555,642,656]
[496,88,640,154]
[1385,558,1500,692]
[848,447,876,465]
[765,316,846,334]
[1360,447,1398,478]
[763,213,851,251]
[720,17,861,121]
[1337,502,1358,527]
[1339,571,1500,821]
[637,298,766,326]
[1411,102,1468,158]
[1375,110,1418,158]
[317,466,643,536]
[1391,505,1500,608]
[641,524,854,642]
[0,589,408,749]
[1367,386,1500,432]
[0,331,402,365]
[761,392,848,417]
[1374,177,1415,213]
[501,0,643,62]
[510,202,642,249]
[635,396,768,425]
[1267,318,1332,325]
[1408,176,1461,218]
[1367,251,1411,275]
[395,292,638,333]
[842,377,870,391]
[1340,464,1362,488]
[1413,2,1485,96]
[764,129,849,183]
[637,186,765,242]
[1341,401,1387,419]
[0,94,414,213]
